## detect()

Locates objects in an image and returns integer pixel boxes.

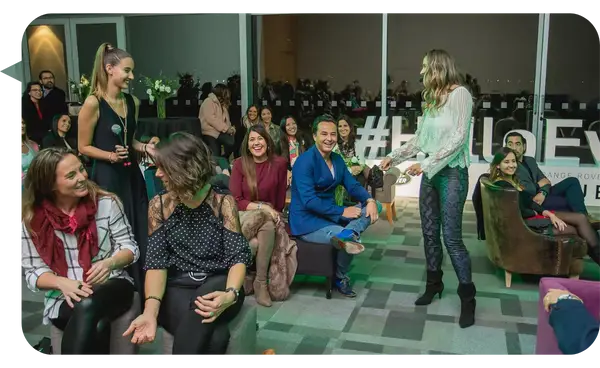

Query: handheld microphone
[110,124,131,167]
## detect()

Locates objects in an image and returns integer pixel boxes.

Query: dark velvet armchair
[479,177,587,287]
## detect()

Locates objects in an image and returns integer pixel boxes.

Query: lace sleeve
[420,87,473,179]
[386,126,422,166]
[148,196,163,236]
[219,194,242,234]
[219,194,252,268]
[148,193,177,236]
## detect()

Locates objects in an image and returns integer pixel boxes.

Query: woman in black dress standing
[78,43,160,296]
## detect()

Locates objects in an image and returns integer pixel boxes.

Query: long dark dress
[90,93,148,298]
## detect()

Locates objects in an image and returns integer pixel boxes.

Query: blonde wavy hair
[421,49,463,111]
[22,148,113,236]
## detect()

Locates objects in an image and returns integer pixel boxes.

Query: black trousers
[158,274,245,354]
[50,278,134,354]
[544,177,587,214]
[203,133,235,160]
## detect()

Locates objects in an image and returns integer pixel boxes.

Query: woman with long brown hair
[277,115,313,187]
[78,43,159,294]
[229,124,292,306]
[380,49,476,328]
[22,148,139,354]
[334,115,370,186]
[490,147,599,265]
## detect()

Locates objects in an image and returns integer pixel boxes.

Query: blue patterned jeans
[419,166,472,284]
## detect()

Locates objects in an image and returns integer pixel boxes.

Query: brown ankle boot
[253,279,272,307]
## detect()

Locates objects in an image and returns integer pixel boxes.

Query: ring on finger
[209,311,214,317]
[77,283,83,290]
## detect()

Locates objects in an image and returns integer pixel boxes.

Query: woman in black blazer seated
[43,114,91,166]
[43,114,77,151]
[489,147,599,265]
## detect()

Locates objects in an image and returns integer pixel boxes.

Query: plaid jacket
[21,196,139,325]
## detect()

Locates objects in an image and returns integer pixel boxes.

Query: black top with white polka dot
[145,200,251,273]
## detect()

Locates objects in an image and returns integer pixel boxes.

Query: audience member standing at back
[39,70,68,123]
[77,42,160,296]
[199,84,235,159]
[22,81,48,146]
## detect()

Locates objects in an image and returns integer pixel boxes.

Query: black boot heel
[414,270,444,306]
[458,282,476,328]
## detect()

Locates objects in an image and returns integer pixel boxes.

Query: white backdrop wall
[125,14,240,99]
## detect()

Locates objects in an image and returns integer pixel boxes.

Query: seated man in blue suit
[289,114,379,298]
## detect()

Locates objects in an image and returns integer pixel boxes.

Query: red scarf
[30,198,99,277]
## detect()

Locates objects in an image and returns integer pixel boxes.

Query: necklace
[105,94,127,142]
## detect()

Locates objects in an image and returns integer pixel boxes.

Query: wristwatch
[556,293,579,302]
[225,287,239,303]
[549,293,582,312]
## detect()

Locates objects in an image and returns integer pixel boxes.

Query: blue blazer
[289,145,370,236]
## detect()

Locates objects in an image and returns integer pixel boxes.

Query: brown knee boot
[253,221,275,307]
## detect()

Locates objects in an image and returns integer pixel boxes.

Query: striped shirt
[21,196,139,325]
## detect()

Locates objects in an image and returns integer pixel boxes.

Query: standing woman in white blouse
[380,49,476,328]
[21,148,140,354]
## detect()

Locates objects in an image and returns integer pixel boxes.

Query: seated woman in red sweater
[230,124,289,307]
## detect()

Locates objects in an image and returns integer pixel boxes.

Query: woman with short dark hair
[124,132,251,354]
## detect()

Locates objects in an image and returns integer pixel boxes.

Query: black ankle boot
[457,282,476,328]
[415,270,444,306]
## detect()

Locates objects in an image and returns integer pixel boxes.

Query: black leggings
[419,166,472,284]
[50,278,134,354]
[158,274,245,354]
[203,134,235,159]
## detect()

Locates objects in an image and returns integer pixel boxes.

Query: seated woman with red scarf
[21,147,140,354]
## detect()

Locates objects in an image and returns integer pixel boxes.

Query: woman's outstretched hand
[123,313,158,344]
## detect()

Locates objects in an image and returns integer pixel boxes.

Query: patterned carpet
[22,198,600,354]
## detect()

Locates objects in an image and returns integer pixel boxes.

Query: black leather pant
[159,274,245,354]
[50,278,134,354]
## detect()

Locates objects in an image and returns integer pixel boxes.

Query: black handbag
[525,217,554,236]
[367,166,385,198]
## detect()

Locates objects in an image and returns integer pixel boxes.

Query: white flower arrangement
[141,74,178,103]
[69,74,91,103]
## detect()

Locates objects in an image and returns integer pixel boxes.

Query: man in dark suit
[39,70,68,122]
[505,132,598,224]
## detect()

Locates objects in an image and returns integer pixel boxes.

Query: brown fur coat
[239,209,297,301]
